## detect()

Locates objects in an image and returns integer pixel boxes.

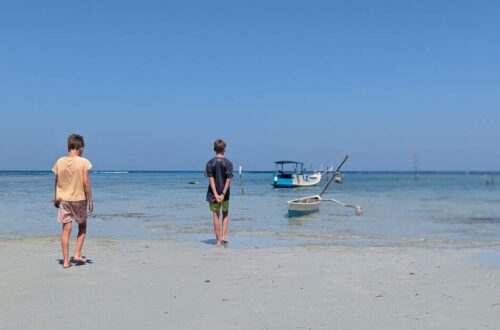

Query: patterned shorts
[57,201,88,224]
[209,200,229,213]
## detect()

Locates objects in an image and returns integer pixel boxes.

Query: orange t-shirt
[52,156,93,202]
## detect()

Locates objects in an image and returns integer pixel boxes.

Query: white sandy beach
[1,237,499,330]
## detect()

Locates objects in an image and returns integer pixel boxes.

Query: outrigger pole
[319,154,349,197]
[319,154,364,215]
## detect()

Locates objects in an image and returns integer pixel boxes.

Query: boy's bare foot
[213,241,222,246]
[72,257,86,265]
[221,239,229,244]
[63,263,72,269]
[71,256,87,265]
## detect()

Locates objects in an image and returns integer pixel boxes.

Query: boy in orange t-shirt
[52,134,94,269]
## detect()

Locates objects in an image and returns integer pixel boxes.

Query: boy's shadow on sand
[57,256,94,266]
[201,239,229,247]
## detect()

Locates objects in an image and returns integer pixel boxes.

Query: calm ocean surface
[1,171,499,248]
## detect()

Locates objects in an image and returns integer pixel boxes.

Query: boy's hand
[215,194,223,203]
[53,200,60,208]
[88,200,94,213]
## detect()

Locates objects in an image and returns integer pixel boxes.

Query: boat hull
[272,172,322,188]
[287,195,321,216]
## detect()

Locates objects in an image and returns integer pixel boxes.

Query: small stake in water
[239,165,244,195]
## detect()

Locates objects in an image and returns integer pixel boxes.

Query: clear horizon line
[1,169,499,174]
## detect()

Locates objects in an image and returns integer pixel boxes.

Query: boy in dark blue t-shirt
[205,139,233,246]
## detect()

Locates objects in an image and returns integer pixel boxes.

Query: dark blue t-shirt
[205,157,233,203]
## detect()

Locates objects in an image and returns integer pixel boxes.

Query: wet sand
[1,237,499,329]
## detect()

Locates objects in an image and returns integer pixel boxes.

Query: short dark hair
[214,139,226,153]
[67,134,85,151]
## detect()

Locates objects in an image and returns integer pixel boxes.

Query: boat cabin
[272,161,321,187]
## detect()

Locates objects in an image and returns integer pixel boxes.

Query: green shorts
[209,200,229,213]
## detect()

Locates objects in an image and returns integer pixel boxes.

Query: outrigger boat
[272,161,322,187]
[287,155,364,217]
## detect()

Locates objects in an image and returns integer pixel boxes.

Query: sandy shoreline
[1,236,499,329]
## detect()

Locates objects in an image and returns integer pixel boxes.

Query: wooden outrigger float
[287,155,364,217]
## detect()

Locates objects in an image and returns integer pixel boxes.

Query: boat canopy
[274,160,304,174]
[274,161,304,165]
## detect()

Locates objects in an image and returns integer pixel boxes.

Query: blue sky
[1,0,499,171]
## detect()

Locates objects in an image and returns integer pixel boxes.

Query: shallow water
[0,171,499,248]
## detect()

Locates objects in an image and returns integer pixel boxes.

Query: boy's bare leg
[61,222,72,268]
[212,211,221,246]
[221,211,229,243]
[73,221,87,263]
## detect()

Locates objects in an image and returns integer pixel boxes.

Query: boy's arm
[221,178,231,201]
[209,177,223,203]
[53,175,60,208]
[83,170,94,213]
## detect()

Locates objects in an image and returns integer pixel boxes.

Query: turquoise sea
[0,171,499,248]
